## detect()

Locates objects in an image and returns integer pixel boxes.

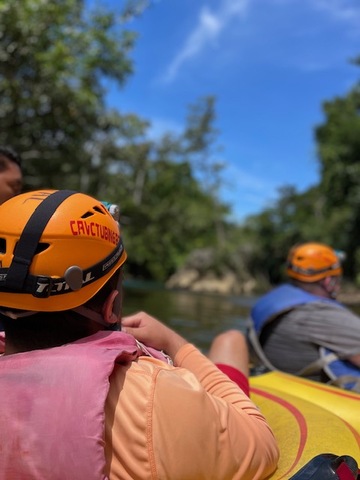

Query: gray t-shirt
[262,301,360,381]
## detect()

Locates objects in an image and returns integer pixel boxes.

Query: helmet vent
[13,241,50,255]
[35,243,50,255]
[0,238,6,254]
[94,205,106,214]
[81,206,107,219]
[81,211,94,219]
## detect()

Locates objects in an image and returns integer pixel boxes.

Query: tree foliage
[0,0,143,194]
[114,96,231,280]
[315,74,360,279]
[242,185,326,284]
[0,0,230,281]
[242,61,360,286]
[2,0,360,287]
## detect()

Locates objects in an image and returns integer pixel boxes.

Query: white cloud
[271,0,360,28]
[311,0,360,23]
[160,0,359,84]
[162,0,249,83]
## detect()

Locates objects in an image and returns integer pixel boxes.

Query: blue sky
[105,0,360,222]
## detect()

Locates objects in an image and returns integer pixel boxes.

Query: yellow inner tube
[250,371,360,479]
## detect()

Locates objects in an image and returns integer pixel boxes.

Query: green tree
[183,96,228,247]
[315,63,360,278]
[241,60,360,287]
[242,185,327,284]
[114,98,231,280]
[0,2,232,281]
[0,0,141,190]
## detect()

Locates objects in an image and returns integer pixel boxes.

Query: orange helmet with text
[286,242,342,283]
[0,190,127,312]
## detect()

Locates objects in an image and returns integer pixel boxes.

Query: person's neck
[296,282,331,299]
[312,287,331,298]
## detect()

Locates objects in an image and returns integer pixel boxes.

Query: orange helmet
[0,190,127,311]
[286,242,342,283]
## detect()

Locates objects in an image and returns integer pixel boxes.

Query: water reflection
[122,282,253,352]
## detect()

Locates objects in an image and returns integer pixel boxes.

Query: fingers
[121,311,157,343]
[120,311,187,360]
[121,312,147,328]
[121,326,137,338]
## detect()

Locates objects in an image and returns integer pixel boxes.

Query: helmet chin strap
[0,309,38,320]
[321,276,339,299]
[72,305,120,330]
[72,290,121,330]
[71,305,108,327]
[0,306,119,330]
[0,286,121,331]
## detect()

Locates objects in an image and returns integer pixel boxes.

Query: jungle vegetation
[1,0,359,287]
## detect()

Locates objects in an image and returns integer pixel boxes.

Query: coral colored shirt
[105,343,279,480]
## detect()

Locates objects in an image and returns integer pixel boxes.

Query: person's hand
[121,311,187,360]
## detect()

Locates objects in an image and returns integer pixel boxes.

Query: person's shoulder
[298,300,360,320]
[112,355,178,385]
[109,356,177,398]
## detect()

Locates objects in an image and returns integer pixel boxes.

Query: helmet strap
[5,190,76,291]
[321,276,339,299]
[72,305,118,329]
[0,309,38,320]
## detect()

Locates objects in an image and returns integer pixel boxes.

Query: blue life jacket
[249,284,360,391]
[251,283,342,334]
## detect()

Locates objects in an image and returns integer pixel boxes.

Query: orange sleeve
[106,344,279,480]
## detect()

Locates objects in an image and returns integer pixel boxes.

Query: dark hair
[1,270,123,352]
[1,311,96,353]
[0,146,22,169]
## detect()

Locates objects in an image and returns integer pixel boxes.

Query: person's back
[0,189,279,480]
[261,298,347,381]
[104,328,275,479]
[250,242,360,386]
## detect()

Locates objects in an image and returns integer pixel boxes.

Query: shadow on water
[123,280,256,352]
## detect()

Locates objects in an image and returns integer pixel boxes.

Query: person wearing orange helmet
[286,242,343,296]
[0,189,278,479]
[248,242,360,391]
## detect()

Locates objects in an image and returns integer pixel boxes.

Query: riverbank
[338,290,360,305]
[166,268,360,305]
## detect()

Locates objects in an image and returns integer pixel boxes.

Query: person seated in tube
[0,189,279,480]
[250,242,360,386]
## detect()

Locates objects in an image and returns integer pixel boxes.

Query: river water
[122,281,360,355]
[122,281,255,352]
